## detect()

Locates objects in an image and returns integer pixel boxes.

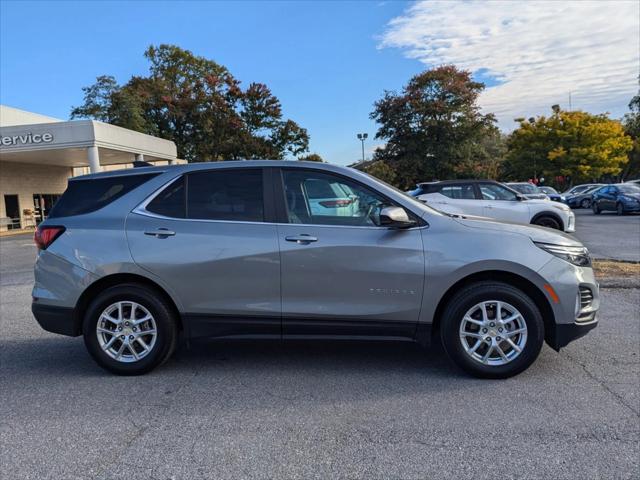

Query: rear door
[275,168,425,337]
[126,168,281,338]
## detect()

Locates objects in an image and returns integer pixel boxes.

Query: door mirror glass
[379,206,416,228]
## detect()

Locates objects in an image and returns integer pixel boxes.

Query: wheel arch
[429,270,556,345]
[530,211,564,230]
[73,273,183,336]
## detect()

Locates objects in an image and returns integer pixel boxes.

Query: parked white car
[408,180,575,232]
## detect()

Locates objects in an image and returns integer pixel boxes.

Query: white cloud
[380,0,639,129]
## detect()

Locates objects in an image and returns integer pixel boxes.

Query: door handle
[144,228,176,238]
[285,234,318,244]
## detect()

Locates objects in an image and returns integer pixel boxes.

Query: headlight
[534,242,591,267]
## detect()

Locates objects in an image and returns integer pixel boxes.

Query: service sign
[0,132,54,146]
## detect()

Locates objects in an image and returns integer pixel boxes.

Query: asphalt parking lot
[571,209,640,262]
[1,217,638,479]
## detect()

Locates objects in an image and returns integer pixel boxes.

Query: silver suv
[32,161,599,378]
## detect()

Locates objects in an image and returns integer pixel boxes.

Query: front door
[126,168,281,338]
[477,183,530,224]
[276,169,425,337]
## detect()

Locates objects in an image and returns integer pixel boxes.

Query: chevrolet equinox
[32,161,599,378]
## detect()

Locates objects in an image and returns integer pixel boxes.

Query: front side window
[187,169,264,222]
[440,184,476,200]
[282,170,392,226]
[479,184,518,201]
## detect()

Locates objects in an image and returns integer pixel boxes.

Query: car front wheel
[83,284,178,375]
[532,215,561,230]
[592,202,601,214]
[616,202,624,215]
[580,198,590,209]
[440,281,544,379]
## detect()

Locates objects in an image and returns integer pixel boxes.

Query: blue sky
[1,1,637,165]
[1,0,421,165]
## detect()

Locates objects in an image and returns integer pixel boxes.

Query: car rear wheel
[592,202,601,214]
[616,202,624,215]
[83,284,178,375]
[440,282,544,379]
[532,215,561,230]
[580,198,590,209]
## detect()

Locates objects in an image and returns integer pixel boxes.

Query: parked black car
[591,184,640,215]
[566,185,602,209]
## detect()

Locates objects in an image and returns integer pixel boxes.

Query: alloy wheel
[96,301,157,363]
[459,300,528,366]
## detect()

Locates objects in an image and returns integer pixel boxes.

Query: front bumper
[621,202,640,212]
[537,257,599,349]
[32,301,80,337]
[547,318,598,351]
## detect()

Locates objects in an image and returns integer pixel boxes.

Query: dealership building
[0,105,180,231]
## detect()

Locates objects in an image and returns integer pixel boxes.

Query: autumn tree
[622,91,640,180]
[356,160,397,184]
[71,45,309,161]
[505,106,633,183]
[298,153,324,162]
[370,65,497,188]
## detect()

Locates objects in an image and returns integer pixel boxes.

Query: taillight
[34,226,65,250]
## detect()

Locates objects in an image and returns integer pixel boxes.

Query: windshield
[539,186,557,194]
[508,183,539,194]
[619,184,640,194]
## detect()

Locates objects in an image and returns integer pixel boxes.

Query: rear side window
[48,173,159,218]
[147,177,186,218]
[187,169,264,222]
[440,184,476,199]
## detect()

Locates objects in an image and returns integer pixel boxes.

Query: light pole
[357,133,368,163]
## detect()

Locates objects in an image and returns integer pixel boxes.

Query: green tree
[370,65,497,188]
[622,91,640,180]
[505,107,633,183]
[453,131,507,179]
[357,160,397,184]
[298,153,324,162]
[71,44,309,161]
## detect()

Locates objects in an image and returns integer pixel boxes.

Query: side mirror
[379,206,416,228]
[515,194,525,201]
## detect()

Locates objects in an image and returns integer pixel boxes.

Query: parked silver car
[32,161,599,378]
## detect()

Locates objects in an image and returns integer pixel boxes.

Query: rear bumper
[547,318,598,351]
[32,302,79,337]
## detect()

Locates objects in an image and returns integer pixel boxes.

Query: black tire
[580,198,590,209]
[83,283,178,375]
[616,202,624,216]
[592,202,601,214]
[440,281,544,379]
[532,215,561,230]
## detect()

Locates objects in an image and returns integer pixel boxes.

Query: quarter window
[282,170,392,226]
